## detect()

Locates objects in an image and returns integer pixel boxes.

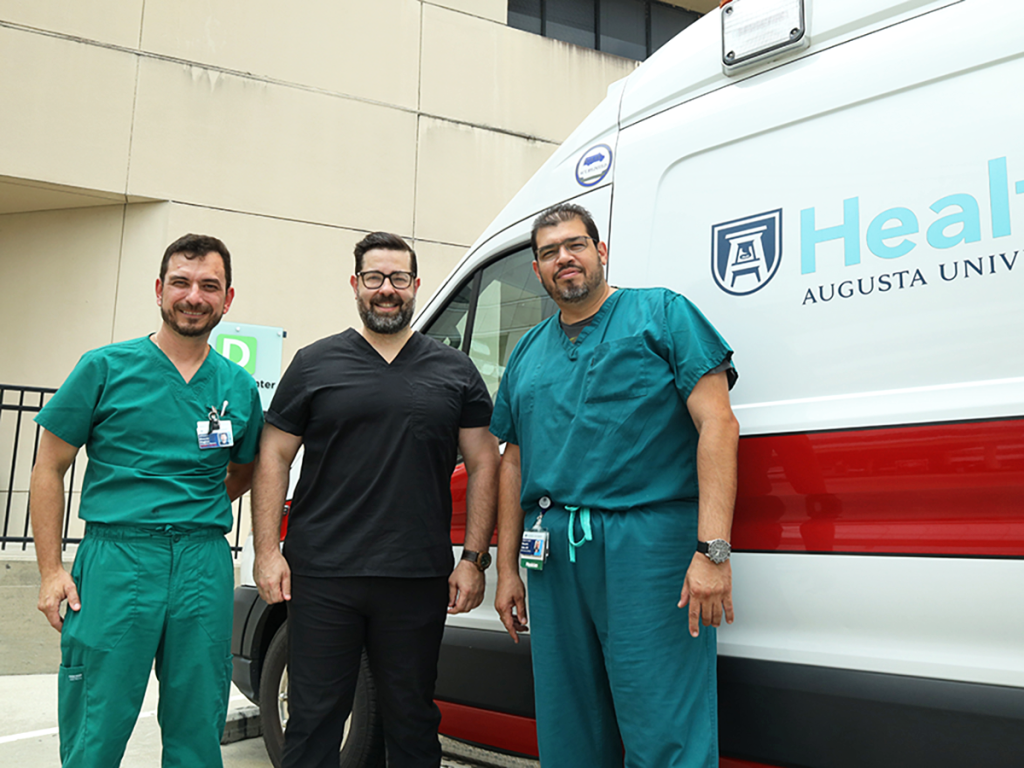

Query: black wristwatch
[696,539,731,564]
[461,549,492,572]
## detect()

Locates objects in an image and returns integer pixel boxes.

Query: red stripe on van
[733,418,1024,556]
[437,699,782,766]
[437,700,538,757]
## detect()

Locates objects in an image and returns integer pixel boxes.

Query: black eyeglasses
[357,270,416,289]
[536,236,596,263]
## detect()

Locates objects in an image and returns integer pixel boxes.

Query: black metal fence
[1,384,249,557]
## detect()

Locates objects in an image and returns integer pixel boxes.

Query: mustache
[555,264,584,279]
[173,303,210,314]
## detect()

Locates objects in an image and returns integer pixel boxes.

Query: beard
[161,303,223,338]
[541,263,606,304]
[358,294,415,335]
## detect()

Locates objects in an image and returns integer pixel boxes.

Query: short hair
[530,203,601,258]
[160,234,233,289]
[353,231,417,275]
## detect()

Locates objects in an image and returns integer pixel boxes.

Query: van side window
[423,246,556,398]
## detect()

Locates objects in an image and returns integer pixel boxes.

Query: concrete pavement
[1,553,538,767]
[0,672,534,767]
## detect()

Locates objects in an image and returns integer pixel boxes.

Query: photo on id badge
[197,420,234,450]
[520,529,549,570]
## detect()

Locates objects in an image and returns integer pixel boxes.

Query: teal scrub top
[490,288,735,512]
[36,336,263,531]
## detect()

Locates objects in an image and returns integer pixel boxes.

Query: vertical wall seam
[111,0,147,344]
[412,0,426,243]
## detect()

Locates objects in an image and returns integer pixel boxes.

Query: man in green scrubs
[493,204,740,767]
[30,234,263,767]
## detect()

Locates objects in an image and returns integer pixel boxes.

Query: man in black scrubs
[250,232,500,768]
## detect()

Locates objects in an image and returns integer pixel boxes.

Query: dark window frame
[508,0,699,60]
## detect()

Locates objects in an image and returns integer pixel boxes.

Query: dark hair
[160,234,233,289]
[353,232,417,275]
[530,203,601,258]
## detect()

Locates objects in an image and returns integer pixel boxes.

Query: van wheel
[258,622,386,768]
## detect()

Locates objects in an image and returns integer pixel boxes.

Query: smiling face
[156,252,233,338]
[532,217,608,306]
[351,247,420,335]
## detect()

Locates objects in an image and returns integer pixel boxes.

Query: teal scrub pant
[527,504,718,768]
[59,523,234,767]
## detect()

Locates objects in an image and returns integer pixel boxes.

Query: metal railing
[1,384,249,557]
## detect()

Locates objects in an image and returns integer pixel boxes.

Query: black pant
[283,574,449,768]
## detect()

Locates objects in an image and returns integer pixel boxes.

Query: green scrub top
[490,288,735,512]
[36,336,263,531]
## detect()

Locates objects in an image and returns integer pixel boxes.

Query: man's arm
[250,424,303,604]
[225,461,255,502]
[29,429,82,631]
[448,426,500,615]
[494,443,528,642]
[679,371,740,637]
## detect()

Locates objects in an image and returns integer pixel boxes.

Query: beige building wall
[0,0,640,543]
[0,0,638,390]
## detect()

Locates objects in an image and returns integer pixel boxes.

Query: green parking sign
[217,334,258,375]
[212,323,286,410]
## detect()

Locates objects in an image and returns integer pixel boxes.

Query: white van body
[426,1,1024,765]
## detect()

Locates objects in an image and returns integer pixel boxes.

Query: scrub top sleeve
[231,387,264,464]
[34,350,105,448]
[266,348,309,436]
[459,359,493,429]
[488,376,518,445]
[664,291,736,403]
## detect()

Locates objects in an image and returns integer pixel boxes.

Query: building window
[508,0,700,60]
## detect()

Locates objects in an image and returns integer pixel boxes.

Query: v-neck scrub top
[36,335,263,531]
[266,329,493,578]
[490,288,736,512]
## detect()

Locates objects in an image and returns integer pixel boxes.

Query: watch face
[708,539,731,564]
[479,552,492,570]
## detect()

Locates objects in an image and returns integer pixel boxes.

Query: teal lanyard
[564,506,592,563]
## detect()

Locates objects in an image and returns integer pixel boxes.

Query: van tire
[258,622,386,768]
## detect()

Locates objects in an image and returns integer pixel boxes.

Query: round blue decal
[575,144,613,187]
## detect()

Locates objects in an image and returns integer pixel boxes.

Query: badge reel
[197,401,234,450]
[520,496,552,571]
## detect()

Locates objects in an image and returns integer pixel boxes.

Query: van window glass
[423,279,473,351]
[471,248,557,397]
[421,246,556,400]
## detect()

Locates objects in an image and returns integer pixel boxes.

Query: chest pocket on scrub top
[583,338,649,403]
[412,381,462,442]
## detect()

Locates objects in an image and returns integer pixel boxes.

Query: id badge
[520,529,550,571]
[197,420,234,449]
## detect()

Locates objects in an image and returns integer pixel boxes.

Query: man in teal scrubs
[30,234,263,767]
[493,204,740,767]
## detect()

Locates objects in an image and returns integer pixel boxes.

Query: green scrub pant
[59,523,234,767]
[527,504,718,768]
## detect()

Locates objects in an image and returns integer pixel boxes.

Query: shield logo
[711,209,782,296]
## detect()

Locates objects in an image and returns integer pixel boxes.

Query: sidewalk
[1,553,537,768]
[0,671,270,767]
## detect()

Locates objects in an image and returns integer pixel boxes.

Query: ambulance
[233,1,1024,765]
[426,1,1024,765]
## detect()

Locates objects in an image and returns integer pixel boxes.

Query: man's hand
[495,572,528,643]
[678,552,734,637]
[38,569,80,631]
[254,548,292,604]
[448,560,485,614]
